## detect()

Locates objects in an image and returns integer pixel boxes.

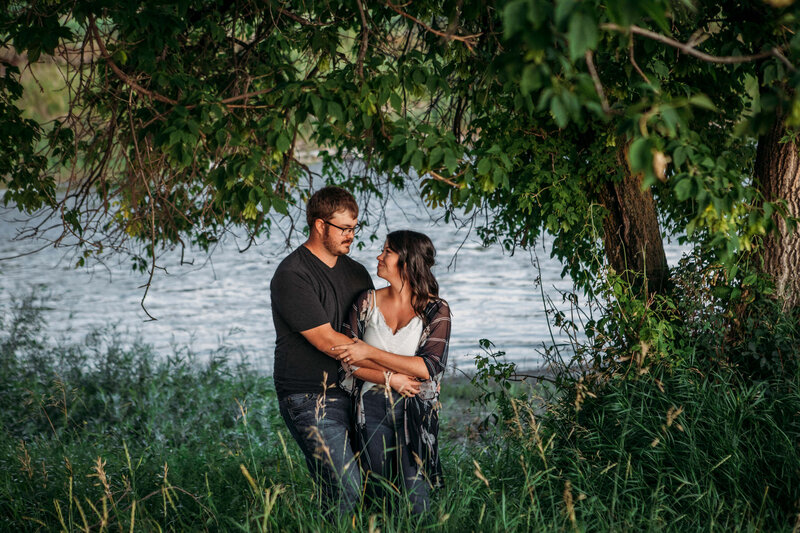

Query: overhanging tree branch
[89,15,178,105]
[385,1,481,51]
[602,23,797,72]
[584,50,610,114]
[91,15,277,109]
[429,170,458,187]
[356,0,369,80]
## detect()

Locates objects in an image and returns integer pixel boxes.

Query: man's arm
[330,339,430,379]
[300,322,354,354]
[300,323,389,372]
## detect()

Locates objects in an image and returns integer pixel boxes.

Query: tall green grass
[2,275,799,531]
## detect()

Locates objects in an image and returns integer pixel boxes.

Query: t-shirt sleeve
[359,264,375,291]
[270,268,330,332]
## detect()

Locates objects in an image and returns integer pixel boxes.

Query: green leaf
[674,178,693,201]
[641,2,671,33]
[390,92,402,111]
[628,137,651,173]
[28,47,41,63]
[328,101,344,122]
[660,107,679,137]
[444,151,458,173]
[411,151,424,170]
[503,0,529,38]
[555,0,577,27]
[521,65,543,94]
[528,0,551,29]
[567,12,598,61]
[477,157,491,175]
[276,133,291,153]
[430,146,444,167]
[688,94,717,111]
[550,95,569,128]
[405,139,418,157]
[673,146,686,168]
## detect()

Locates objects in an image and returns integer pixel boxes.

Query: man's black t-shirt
[270,245,373,398]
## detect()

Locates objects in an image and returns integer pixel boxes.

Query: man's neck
[303,239,339,268]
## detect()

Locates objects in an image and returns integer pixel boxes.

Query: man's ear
[312,218,325,236]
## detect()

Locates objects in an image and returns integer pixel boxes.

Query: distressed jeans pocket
[283,393,318,422]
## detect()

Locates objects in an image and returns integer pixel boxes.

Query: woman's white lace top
[361,290,423,394]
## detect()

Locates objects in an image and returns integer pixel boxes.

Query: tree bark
[754,117,800,310]
[597,144,669,294]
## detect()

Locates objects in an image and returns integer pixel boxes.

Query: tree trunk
[597,144,669,294]
[754,117,800,310]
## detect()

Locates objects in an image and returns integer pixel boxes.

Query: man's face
[321,210,358,256]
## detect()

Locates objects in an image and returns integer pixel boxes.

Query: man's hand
[331,338,372,365]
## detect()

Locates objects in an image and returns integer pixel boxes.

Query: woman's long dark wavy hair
[386,230,439,321]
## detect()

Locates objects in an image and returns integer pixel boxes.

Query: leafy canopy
[2,0,799,285]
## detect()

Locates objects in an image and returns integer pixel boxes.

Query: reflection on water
[0,180,687,372]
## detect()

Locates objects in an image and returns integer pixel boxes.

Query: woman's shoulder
[372,287,389,303]
[353,288,378,313]
[427,295,448,306]
[424,296,450,316]
[353,288,375,302]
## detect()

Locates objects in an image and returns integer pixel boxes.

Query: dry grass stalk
[666,406,685,432]
[563,480,577,530]
[17,440,33,479]
[368,513,380,533]
[473,459,489,488]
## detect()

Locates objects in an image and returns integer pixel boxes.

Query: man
[270,186,374,516]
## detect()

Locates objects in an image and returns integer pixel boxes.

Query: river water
[0,177,687,372]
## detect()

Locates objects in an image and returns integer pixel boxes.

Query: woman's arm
[333,340,430,379]
[333,299,452,380]
[337,290,419,395]
[415,300,452,380]
[336,289,427,377]
[351,367,421,396]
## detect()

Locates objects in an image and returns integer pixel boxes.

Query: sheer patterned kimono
[339,289,451,488]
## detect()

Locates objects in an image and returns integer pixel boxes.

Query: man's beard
[323,228,352,256]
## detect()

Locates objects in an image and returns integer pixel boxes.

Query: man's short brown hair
[306,186,359,228]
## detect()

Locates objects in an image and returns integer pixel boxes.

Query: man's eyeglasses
[323,220,360,236]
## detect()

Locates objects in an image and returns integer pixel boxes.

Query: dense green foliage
[2,270,798,531]
[3,0,799,284]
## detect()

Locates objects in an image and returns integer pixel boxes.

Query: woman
[332,230,451,514]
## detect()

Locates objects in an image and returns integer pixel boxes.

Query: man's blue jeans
[278,387,361,516]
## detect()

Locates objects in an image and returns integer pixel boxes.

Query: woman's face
[376,241,402,282]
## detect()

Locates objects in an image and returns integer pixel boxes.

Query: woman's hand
[331,338,373,365]
[389,373,420,397]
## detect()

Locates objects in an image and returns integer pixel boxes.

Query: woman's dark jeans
[361,388,430,514]
[278,387,361,517]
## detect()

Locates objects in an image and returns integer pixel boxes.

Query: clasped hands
[331,339,420,397]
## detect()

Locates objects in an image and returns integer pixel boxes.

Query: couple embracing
[270,186,451,518]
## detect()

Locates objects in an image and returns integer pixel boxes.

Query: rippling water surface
[0,178,687,371]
